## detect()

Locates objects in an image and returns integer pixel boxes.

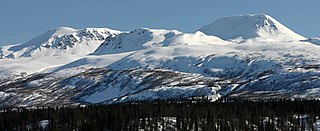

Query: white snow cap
[199,14,305,41]
[47,27,78,35]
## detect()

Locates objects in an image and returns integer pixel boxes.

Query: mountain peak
[48,27,77,35]
[199,14,305,41]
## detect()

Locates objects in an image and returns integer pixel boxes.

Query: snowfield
[0,14,320,107]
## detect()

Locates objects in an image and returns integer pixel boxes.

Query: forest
[1,98,320,130]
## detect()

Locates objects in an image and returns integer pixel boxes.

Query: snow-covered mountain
[0,27,121,78]
[1,14,320,108]
[0,27,121,59]
[93,28,228,55]
[199,14,305,42]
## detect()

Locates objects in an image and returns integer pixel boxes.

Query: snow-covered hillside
[199,14,305,42]
[0,14,320,107]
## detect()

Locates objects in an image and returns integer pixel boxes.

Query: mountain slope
[0,68,221,107]
[199,14,305,42]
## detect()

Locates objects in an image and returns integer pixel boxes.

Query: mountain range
[1,14,320,107]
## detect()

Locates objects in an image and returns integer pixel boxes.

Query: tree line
[1,98,320,130]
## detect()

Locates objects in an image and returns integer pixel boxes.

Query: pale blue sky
[1,0,319,45]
